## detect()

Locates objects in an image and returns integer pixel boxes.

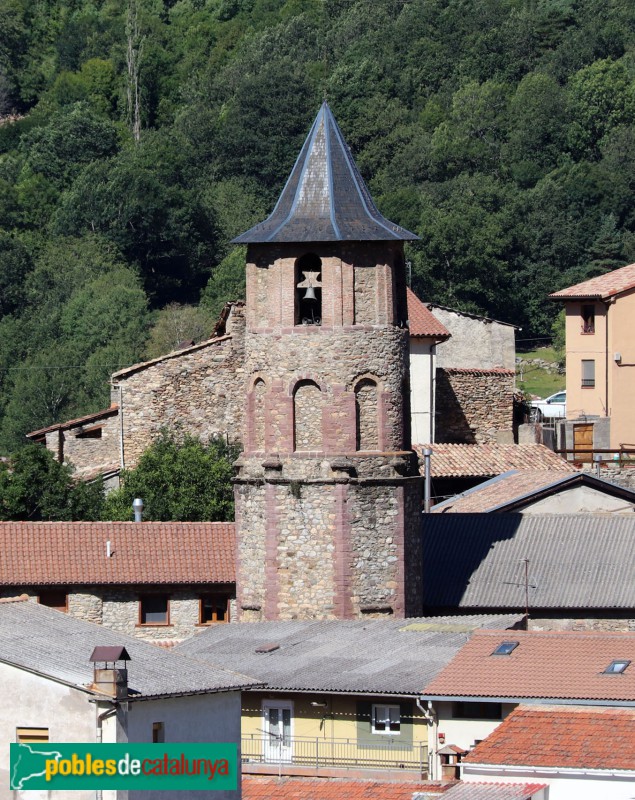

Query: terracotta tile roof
[0,522,235,585]
[423,629,635,702]
[550,263,635,300]
[430,469,589,512]
[26,406,119,438]
[407,288,450,339]
[464,706,635,770]
[441,783,547,800]
[243,777,448,799]
[412,444,573,479]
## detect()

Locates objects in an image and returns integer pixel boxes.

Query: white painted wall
[0,661,242,800]
[429,701,516,780]
[410,340,436,444]
[463,763,635,800]
[0,661,97,800]
[520,485,635,514]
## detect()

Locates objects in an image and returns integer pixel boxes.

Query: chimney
[89,646,131,700]
[132,497,143,523]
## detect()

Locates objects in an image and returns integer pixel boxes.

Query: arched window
[295,254,322,326]
[253,379,266,451]
[294,380,323,450]
[355,378,379,451]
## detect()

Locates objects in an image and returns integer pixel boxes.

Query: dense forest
[1,0,635,452]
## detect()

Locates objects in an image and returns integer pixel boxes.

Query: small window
[581,304,595,334]
[152,722,165,743]
[76,426,102,439]
[372,704,400,735]
[452,702,502,720]
[199,595,230,624]
[492,641,519,656]
[139,595,169,625]
[38,591,68,612]
[17,727,49,743]
[603,660,631,675]
[582,359,595,388]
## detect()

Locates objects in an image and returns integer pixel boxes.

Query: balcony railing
[241,734,428,774]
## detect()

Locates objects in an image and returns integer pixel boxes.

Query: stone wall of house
[529,615,635,632]
[2,586,235,642]
[435,367,515,445]
[430,306,516,370]
[112,304,246,469]
[60,413,121,478]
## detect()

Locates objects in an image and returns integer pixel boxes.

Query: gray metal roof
[232,101,419,244]
[422,513,635,610]
[438,783,547,800]
[176,615,522,696]
[0,599,259,699]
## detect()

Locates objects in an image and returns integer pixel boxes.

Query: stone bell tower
[233,101,423,621]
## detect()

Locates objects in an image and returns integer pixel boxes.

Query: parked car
[529,390,566,422]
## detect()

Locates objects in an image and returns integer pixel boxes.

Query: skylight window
[491,641,519,656]
[603,660,631,675]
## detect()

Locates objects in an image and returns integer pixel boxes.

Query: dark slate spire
[232,101,419,244]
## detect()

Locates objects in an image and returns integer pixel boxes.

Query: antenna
[502,558,536,618]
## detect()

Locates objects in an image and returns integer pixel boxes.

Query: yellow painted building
[551,263,635,452]
[241,691,428,774]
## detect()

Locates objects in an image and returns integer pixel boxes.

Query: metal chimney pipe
[132,497,144,523]
[423,448,432,513]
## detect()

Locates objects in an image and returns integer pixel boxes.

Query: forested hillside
[1,0,635,452]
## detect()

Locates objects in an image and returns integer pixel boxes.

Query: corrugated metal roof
[0,522,235,585]
[422,513,635,610]
[440,783,547,800]
[176,615,522,696]
[232,102,419,244]
[0,598,259,698]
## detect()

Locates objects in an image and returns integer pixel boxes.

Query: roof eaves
[426,303,520,329]
[421,694,635,708]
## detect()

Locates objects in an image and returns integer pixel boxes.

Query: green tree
[0,445,104,521]
[145,303,217,358]
[103,431,238,521]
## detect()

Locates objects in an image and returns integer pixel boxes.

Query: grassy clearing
[517,346,565,399]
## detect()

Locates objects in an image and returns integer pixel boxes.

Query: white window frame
[371,703,401,735]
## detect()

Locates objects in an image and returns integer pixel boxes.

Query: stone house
[0,521,236,642]
[0,596,259,800]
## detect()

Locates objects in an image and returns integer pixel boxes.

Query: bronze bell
[302,285,317,301]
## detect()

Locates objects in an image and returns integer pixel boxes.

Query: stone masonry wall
[235,462,423,621]
[2,586,234,642]
[275,483,336,619]
[244,327,408,457]
[435,367,515,445]
[112,305,246,469]
[60,413,121,478]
